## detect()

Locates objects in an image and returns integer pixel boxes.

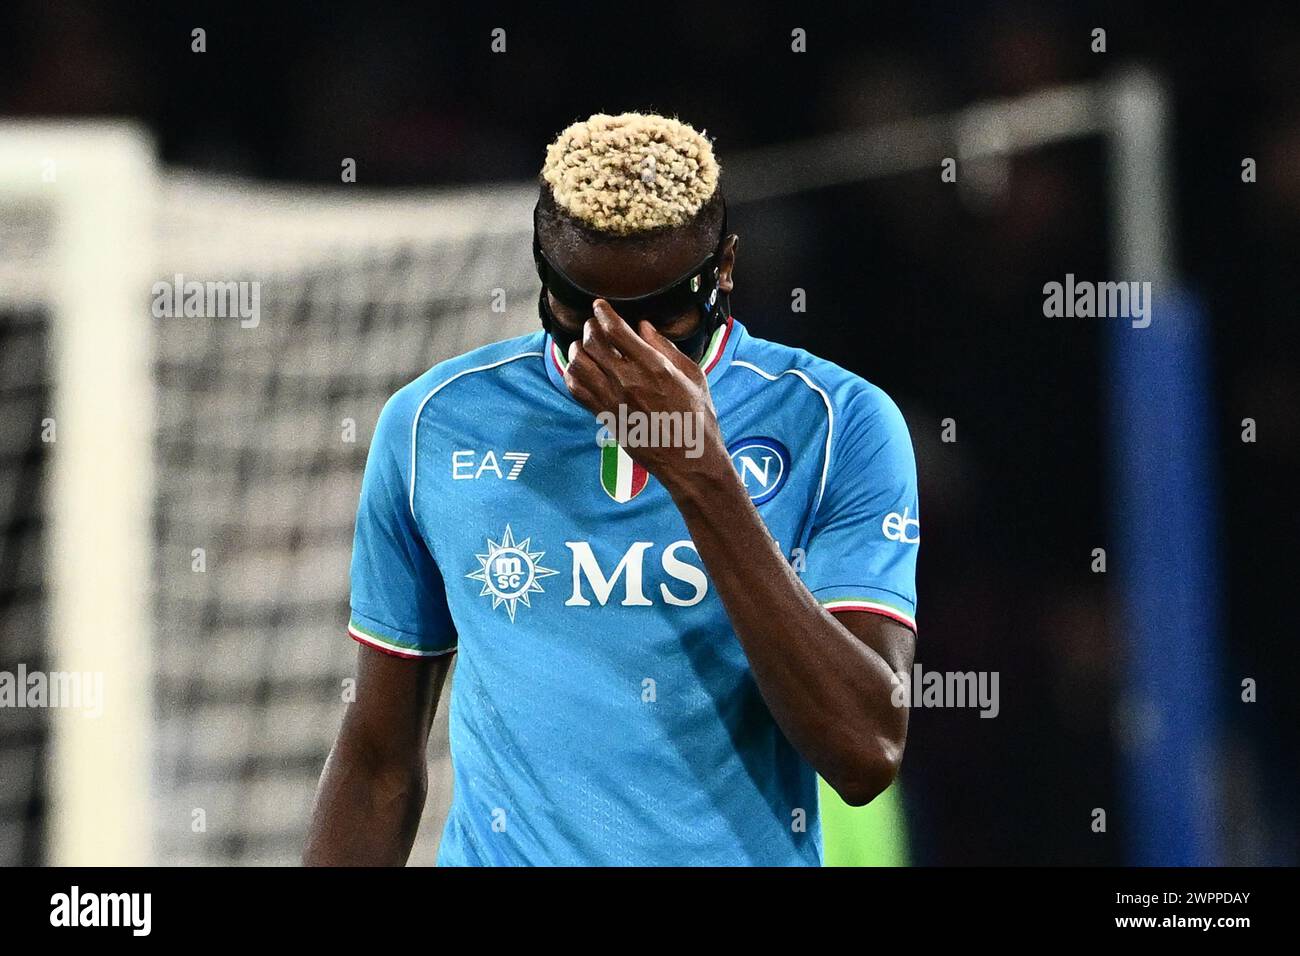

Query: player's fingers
[564,367,609,415]
[637,320,701,377]
[566,340,609,387]
[581,317,627,375]
[565,342,616,407]
[592,299,657,363]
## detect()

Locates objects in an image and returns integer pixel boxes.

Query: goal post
[0,122,157,865]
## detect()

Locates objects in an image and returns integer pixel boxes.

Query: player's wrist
[661,436,738,508]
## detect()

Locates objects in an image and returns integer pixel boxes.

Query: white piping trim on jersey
[730,360,835,517]
[409,351,544,519]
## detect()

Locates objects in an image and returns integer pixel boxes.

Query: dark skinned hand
[562,299,728,492]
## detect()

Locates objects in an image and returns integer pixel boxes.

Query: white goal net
[0,127,538,864]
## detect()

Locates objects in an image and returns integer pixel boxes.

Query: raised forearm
[665,451,906,803]
[559,305,907,801]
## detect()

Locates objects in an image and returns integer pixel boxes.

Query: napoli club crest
[727,437,790,505]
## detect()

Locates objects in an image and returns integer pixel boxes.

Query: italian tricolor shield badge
[599,440,649,503]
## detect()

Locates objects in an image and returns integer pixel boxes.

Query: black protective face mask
[538,287,725,364]
[534,200,731,365]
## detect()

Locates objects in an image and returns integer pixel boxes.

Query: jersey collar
[543,316,742,401]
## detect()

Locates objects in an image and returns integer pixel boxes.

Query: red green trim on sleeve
[346,618,456,659]
[821,598,916,632]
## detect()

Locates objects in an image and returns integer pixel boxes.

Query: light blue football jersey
[347,317,919,866]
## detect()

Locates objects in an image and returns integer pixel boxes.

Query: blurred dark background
[0,1,1295,864]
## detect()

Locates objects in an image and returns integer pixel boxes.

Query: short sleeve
[801,387,919,631]
[347,392,457,658]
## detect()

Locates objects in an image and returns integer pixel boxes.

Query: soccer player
[304,113,920,866]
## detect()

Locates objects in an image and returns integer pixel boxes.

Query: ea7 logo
[882,506,920,544]
[452,450,530,480]
[565,540,708,607]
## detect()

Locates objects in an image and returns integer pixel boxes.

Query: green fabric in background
[818,776,909,867]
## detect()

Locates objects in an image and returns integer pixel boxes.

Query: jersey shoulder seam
[407,346,543,520]
[729,357,836,518]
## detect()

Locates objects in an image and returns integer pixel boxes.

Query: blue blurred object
[1107,286,1223,865]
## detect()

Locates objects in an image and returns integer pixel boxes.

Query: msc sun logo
[466,525,558,622]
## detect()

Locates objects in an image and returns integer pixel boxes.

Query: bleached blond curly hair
[541,112,720,236]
